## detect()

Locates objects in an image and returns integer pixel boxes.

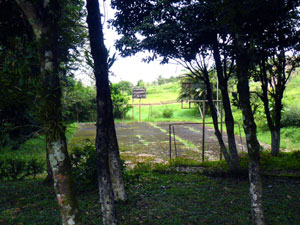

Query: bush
[0,156,44,180]
[111,83,132,119]
[70,139,98,186]
[281,105,300,127]
[69,139,126,188]
[162,106,174,118]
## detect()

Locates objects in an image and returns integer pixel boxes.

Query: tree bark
[15,1,81,224]
[44,144,54,185]
[235,40,265,225]
[86,0,127,224]
[271,128,280,156]
[212,39,241,172]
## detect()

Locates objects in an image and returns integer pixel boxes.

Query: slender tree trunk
[202,71,238,171]
[235,41,265,225]
[15,1,81,224]
[271,127,280,156]
[87,0,127,223]
[212,40,241,171]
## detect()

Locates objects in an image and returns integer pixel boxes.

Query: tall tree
[251,0,300,156]
[225,0,266,223]
[15,0,81,224]
[111,0,241,172]
[86,0,127,224]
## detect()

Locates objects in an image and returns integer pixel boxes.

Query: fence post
[172,125,178,158]
[202,101,206,162]
[132,99,134,121]
[169,124,172,160]
[220,102,223,160]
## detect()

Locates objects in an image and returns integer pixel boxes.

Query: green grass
[118,76,300,151]
[130,82,181,104]
[1,154,300,225]
[1,123,78,162]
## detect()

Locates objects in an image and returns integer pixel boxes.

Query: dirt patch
[70,122,261,167]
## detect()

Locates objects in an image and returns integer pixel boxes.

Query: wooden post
[139,98,141,122]
[169,124,172,160]
[173,125,178,158]
[202,101,206,162]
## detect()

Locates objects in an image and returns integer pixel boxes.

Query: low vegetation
[1,150,300,224]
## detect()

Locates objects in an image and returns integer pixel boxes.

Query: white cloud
[76,0,185,85]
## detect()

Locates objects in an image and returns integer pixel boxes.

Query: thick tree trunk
[212,40,241,172]
[15,1,81,224]
[44,144,54,185]
[248,160,264,225]
[87,0,127,223]
[108,130,127,201]
[46,130,81,225]
[236,42,265,225]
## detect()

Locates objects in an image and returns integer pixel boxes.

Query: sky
[76,0,186,85]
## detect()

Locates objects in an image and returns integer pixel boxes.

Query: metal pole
[132,99,134,121]
[202,101,206,162]
[173,125,178,158]
[238,123,244,152]
[217,75,220,117]
[169,124,172,160]
[139,98,141,122]
[220,103,223,160]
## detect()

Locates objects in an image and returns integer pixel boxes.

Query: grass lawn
[1,164,300,225]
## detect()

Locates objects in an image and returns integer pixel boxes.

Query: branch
[15,0,45,41]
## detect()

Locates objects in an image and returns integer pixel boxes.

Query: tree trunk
[87,0,127,223]
[108,130,127,201]
[212,40,241,172]
[248,160,264,225]
[44,144,54,185]
[235,41,265,225]
[271,128,280,156]
[15,1,81,224]
[202,71,239,172]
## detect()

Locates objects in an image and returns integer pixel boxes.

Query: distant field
[130,82,181,104]
[121,73,300,152]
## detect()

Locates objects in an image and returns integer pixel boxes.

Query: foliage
[162,106,174,118]
[137,79,145,87]
[281,105,300,127]
[0,0,87,148]
[111,83,131,119]
[0,156,44,181]
[69,139,98,187]
[117,80,133,95]
[69,139,126,188]
[62,79,97,122]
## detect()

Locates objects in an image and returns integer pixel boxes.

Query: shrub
[162,106,174,118]
[111,83,132,119]
[281,105,300,127]
[70,139,97,186]
[0,156,44,180]
[69,139,126,187]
